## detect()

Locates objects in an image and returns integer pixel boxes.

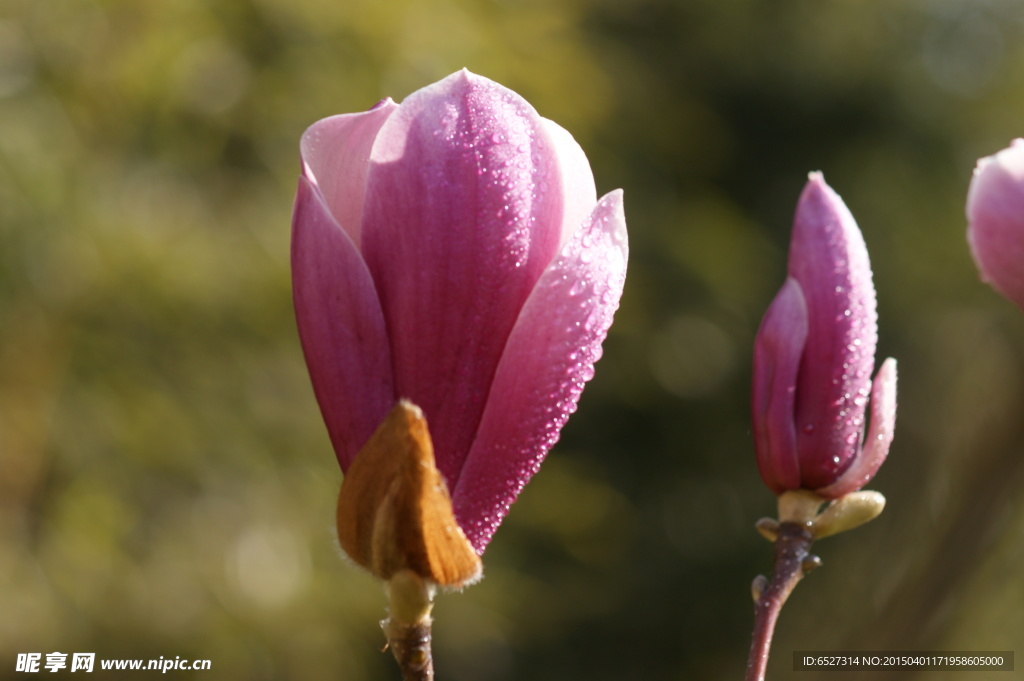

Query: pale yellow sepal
[759,489,886,541]
[810,491,886,539]
[384,569,435,628]
[777,489,826,524]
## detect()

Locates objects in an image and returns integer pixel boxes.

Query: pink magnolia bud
[291,70,628,553]
[967,139,1024,311]
[752,174,897,499]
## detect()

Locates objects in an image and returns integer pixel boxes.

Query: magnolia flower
[967,139,1024,311]
[752,173,896,499]
[291,70,628,557]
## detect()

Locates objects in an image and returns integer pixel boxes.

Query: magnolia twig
[381,570,437,681]
[383,618,433,681]
[745,521,818,681]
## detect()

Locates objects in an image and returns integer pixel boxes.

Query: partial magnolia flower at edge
[292,69,628,579]
[967,138,1024,311]
[752,173,897,505]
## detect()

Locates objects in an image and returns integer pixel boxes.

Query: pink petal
[360,70,570,483]
[817,358,897,498]
[300,99,399,248]
[540,119,597,248]
[967,139,1024,311]
[451,190,628,553]
[751,277,808,495]
[788,173,878,489]
[291,175,396,469]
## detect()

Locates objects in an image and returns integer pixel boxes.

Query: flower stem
[383,570,436,681]
[745,521,816,681]
[383,618,433,681]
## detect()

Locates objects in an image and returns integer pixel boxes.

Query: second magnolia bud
[751,173,898,500]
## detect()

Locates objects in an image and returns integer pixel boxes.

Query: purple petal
[788,173,878,489]
[967,139,1024,311]
[451,190,628,553]
[751,277,808,495]
[291,175,396,469]
[817,358,897,498]
[360,70,570,483]
[300,99,399,248]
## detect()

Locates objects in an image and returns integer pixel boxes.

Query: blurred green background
[2,0,1023,679]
